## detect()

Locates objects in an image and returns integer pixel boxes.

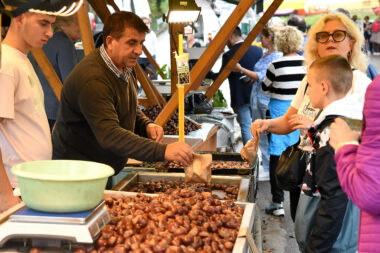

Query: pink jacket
[335,76,380,253]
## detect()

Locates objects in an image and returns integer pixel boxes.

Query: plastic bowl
[11,160,114,213]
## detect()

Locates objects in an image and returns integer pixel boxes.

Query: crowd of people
[0,2,379,253]
[250,10,379,253]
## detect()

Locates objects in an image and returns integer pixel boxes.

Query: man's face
[306,69,325,109]
[19,13,56,49]
[106,27,146,69]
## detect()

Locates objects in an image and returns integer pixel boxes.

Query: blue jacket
[29,31,78,120]
[208,42,262,107]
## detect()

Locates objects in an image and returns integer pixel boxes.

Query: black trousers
[289,187,301,222]
[269,155,284,203]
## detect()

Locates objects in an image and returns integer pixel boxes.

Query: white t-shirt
[291,69,371,151]
[141,31,157,58]
[0,44,52,187]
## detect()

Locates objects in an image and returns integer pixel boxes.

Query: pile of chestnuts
[142,105,200,135]
[90,189,244,252]
[129,180,239,200]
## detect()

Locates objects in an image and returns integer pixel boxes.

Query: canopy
[264,0,380,15]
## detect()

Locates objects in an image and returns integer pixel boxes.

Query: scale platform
[0,201,110,247]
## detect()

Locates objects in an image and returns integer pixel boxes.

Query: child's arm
[304,145,349,253]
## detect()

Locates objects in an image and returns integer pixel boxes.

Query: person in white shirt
[0,7,56,212]
[138,16,158,79]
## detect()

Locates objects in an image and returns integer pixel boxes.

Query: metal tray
[103,190,256,253]
[112,172,250,202]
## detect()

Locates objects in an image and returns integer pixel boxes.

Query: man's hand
[165,142,193,167]
[329,118,360,151]
[251,119,270,134]
[146,123,164,142]
[288,114,314,131]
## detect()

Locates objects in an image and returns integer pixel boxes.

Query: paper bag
[185,154,212,184]
[240,129,260,166]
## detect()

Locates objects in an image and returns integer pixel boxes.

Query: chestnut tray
[111,172,251,202]
[103,190,256,253]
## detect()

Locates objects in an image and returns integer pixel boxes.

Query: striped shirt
[262,55,306,100]
[100,44,133,82]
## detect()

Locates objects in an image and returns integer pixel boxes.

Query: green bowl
[11,160,114,213]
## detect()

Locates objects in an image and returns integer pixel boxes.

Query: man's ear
[105,35,114,51]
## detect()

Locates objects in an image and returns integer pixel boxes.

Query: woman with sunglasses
[252,12,371,252]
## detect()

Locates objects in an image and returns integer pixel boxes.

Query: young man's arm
[0,148,21,213]
[304,145,349,252]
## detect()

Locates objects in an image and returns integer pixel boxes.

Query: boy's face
[19,13,56,49]
[307,68,325,109]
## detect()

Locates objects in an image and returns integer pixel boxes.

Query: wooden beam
[169,23,184,94]
[87,0,111,22]
[135,63,161,106]
[205,0,284,100]
[106,0,120,12]
[87,0,166,106]
[77,1,95,56]
[142,45,165,79]
[31,48,63,101]
[154,0,257,127]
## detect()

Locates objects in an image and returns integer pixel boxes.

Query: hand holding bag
[275,140,307,191]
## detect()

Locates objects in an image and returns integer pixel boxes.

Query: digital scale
[0,201,110,249]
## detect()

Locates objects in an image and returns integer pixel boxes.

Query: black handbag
[275,140,307,191]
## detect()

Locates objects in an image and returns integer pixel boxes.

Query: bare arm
[0,149,21,213]
[252,106,298,135]
[232,63,259,81]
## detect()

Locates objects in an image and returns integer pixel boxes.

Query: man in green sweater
[52,12,193,181]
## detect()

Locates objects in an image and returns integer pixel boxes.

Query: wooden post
[135,63,166,106]
[87,0,165,107]
[205,0,284,100]
[142,45,165,79]
[87,0,111,22]
[77,0,95,56]
[31,48,63,101]
[154,0,258,127]
[169,23,184,94]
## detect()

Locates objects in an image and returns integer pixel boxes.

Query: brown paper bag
[240,129,260,166]
[185,154,212,183]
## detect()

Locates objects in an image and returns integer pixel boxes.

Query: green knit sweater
[52,49,166,173]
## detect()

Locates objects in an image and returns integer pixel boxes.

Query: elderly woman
[260,26,306,217]
[232,25,282,180]
[329,76,380,253]
[253,12,371,219]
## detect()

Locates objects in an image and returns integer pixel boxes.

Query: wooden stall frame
[154,0,258,127]
[87,0,165,107]
[205,0,284,101]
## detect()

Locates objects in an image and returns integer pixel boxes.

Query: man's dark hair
[232,26,242,38]
[103,11,149,48]
[287,15,306,33]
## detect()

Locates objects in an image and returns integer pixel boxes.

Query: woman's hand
[288,114,314,130]
[329,118,360,151]
[232,63,242,72]
[251,119,270,134]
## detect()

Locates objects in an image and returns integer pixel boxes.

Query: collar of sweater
[99,44,133,82]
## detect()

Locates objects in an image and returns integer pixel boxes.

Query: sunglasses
[315,30,348,43]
